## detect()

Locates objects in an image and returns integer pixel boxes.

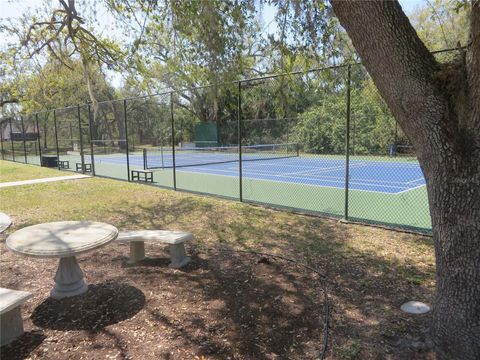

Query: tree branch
[330,0,458,164]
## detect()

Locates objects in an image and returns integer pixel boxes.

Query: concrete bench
[76,163,92,172]
[116,230,192,268]
[131,169,153,183]
[0,288,32,346]
[58,160,70,169]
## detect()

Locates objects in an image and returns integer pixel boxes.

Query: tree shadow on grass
[31,281,145,331]
[0,331,46,360]
[113,197,214,231]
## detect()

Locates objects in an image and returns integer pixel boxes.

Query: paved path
[0,174,91,188]
[0,213,12,233]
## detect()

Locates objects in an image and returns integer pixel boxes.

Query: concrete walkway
[0,213,12,233]
[0,174,91,188]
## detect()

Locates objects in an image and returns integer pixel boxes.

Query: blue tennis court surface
[95,154,425,194]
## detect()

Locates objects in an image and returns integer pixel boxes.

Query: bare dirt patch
[1,243,326,360]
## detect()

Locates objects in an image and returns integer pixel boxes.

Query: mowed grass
[0,160,436,359]
[0,161,67,182]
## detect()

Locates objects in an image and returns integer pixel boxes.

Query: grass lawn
[0,161,67,182]
[0,160,436,359]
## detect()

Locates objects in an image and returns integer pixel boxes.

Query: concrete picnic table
[0,212,12,233]
[6,221,118,299]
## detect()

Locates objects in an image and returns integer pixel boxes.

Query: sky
[0,0,425,36]
[0,0,424,18]
[0,0,425,87]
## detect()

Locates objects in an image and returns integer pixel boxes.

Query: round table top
[6,221,118,258]
[0,212,12,234]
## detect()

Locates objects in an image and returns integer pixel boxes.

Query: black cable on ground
[194,246,330,360]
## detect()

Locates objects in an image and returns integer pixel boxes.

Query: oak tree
[330,1,479,359]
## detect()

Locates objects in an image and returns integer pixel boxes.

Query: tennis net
[143,143,299,169]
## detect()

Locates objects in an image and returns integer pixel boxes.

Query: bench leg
[168,243,191,268]
[0,306,25,346]
[129,241,146,264]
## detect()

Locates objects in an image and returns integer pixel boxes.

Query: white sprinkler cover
[401,301,431,314]
[6,221,118,258]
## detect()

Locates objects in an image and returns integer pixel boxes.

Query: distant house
[0,117,38,141]
[0,118,17,141]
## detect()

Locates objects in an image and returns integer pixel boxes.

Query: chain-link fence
[2,54,451,233]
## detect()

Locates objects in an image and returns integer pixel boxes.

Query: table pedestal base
[51,256,88,299]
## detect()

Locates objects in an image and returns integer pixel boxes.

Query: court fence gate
[2,55,453,235]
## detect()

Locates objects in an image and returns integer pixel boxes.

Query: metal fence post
[352,116,356,156]
[53,109,60,169]
[123,99,131,182]
[87,104,96,176]
[344,65,352,221]
[142,148,147,170]
[20,116,28,163]
[238,81,243,202]
[69,122,74,150]
[77,105,85,173]
[9,118,15,161]
[394,120,398,156]
[0,124,4,160]
[170,92,177,190]
[35,113,42,163]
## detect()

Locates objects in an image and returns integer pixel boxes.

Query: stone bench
[131,169,153,183]
[116,230,192,268]
[76,163,92,172]
[58,160,70,169]
[0,288,32,346]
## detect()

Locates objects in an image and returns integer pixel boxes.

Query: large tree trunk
[330,1,480,359]
[428,169,480,358]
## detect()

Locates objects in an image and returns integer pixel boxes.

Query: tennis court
[175,158,425,194]
[68,146,427,232]
[92,146,425,195]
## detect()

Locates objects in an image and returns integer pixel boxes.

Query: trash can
[41,155,58,167]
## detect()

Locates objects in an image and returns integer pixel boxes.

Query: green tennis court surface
[49,151,431,233]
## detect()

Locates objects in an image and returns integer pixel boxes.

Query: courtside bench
[131,169,153,183]
[0,288,32,346]
[58,160,70,169]
[116,230,192,268]
[76,163,92,172]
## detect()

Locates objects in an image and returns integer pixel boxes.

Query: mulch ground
[1,242,327,360]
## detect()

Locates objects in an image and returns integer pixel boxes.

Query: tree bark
[330,1,480,359]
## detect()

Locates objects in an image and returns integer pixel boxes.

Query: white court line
[406,177,425,184]
[178,169,406,195]
[287,162,370,176]
[395,183,427,194]
[275,165,349,176]
[179,167,410,190]
[243,163,325,170]
[228,166,423,186]
[238,161,368,177]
